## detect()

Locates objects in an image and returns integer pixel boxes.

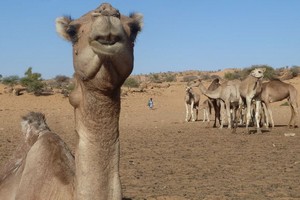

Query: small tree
[20,67,44,95]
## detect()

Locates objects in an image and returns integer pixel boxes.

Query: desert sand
[0,75,299,200]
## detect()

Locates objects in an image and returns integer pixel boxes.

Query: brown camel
[0,3,143,200]
[207,78,221,127]
[0,112,74,200]
[185,86,200,122]
[239,68,265,133]
[191,79,242,129]
[199,98,212,124]
[261,79,298,128]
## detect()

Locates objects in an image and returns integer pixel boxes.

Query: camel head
[250,68,266,79]
[21,112,50,146]
[185,86,192,93]
[186,86,195,96]
[56,3,143,91]
[189,79,202,87]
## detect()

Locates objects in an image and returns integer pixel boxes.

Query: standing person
[148,98,154,109]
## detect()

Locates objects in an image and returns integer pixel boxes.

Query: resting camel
[261,79,298,128]
[191,79,242,129]
[239,68,265,133]
[0,3,143,200]
[0,112,75,200]
[185,86,200,122]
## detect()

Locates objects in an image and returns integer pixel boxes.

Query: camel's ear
[56,16,79,43]
[128,13,143,42]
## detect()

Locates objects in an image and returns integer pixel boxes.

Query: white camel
[199,99,211,123]
[239,68,266,133]
[185,86,200,122]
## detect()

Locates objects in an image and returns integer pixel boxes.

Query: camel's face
[251,68,266,79]
[186,86,192,93]
[56,3,143,88]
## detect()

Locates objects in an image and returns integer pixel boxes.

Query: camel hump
[16,132,74,199]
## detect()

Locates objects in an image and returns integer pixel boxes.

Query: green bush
[149,73,162,83]
[290,66,300,77]
[163,74,177,82]
[123,77,140,88]
[182,75,198,82]
[1,75,20,86]
[224,71,242,80]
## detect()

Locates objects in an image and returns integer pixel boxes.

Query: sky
[0,0,300,79]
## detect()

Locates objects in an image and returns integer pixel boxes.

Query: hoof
[257,129,262,134]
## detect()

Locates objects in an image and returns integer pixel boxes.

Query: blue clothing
[148,99,153,109]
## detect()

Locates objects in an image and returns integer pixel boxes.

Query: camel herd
[185,68,299,133]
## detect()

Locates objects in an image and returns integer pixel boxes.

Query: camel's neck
[196,82,221,99]
[246,75,263,94]
[196,82,207,94]
[71,80,122,200]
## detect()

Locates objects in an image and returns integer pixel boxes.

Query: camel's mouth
[89,34,123,55]
[94,35,121,46]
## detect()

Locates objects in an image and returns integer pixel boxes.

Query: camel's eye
[67,25,79,43]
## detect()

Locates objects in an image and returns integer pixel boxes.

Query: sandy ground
[0,77,299,200]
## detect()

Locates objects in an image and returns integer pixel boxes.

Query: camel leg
[268,108,274,128]
[288,102,298,128]
[195,107,199,121]
[255,100,262,134]
[245,98,252,133]
[219,101,226,129]
[226,102,232,129]
[185,103,190,122]
[203,109,206,122]
[262,102,269,128]
[206,109,210,123]
[191,101,195,121]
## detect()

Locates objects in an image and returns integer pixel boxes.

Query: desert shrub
[1,75,20,86]
[290,66,300,77]
[49,75,71,89]
[149,73,162,83]
[210,75,220,80]
[182,75,198,82]
[55,75,70,84]
[200,74,211,80]
[20,67,44,95]
[163,73,177,82]
[123,77,140,88]
[224,71,242,80]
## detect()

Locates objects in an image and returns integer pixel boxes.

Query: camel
[0,112,75,200]
[0,3,143,200]
[239,68,265,133]
[199,99,212,123]
[185,86,200,122]
[260,79,298,128]
[207,79,221,127]
[191,79,242,129]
